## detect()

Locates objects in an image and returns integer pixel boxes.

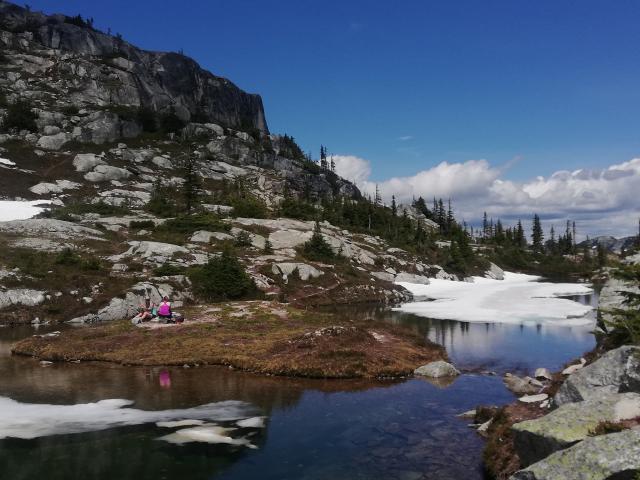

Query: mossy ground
[12,301,446,378]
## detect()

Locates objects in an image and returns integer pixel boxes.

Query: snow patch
[0,157,16,166]
[158,425,257,448]
[0,200,50,221]
[395,272,594,325]
[0,396,260,440]
[236,416,266,428]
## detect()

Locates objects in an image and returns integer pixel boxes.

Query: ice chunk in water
[0,396,260,440]
[236,416,266,428]
[159,425,257,448]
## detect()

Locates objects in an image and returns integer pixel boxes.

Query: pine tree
[181,156,200,214]
[374,184,382,206]
[532,214,544,253]
[330,155,335,173]
[516,220,526,248]
[482,212,489,239]
[320,145,328,170]
[391,195,397,217]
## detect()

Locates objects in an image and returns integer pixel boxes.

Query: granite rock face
[510,429,640,480]
[0,1,268,133]
[512,392,640,466]
[554,345,640,406]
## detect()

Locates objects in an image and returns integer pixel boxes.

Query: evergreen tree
[516,220,526,248]
[181,156,201,214]
[374,184,382,206]
[391,195,397,217]
[532,214,544,254]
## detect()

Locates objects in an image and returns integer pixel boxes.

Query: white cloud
[331,155,372,186]
[398,135,414,141]
[334,154,640,238]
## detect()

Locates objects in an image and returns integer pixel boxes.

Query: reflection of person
[159,370,171,389]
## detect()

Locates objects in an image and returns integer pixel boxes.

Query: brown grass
[482,403,546,479]
[11,301,445,378]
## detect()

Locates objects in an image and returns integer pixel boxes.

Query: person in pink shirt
[157,296,172,321]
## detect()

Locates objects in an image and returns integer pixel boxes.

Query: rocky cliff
[0,1,268,132]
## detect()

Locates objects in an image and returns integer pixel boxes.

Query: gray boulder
[73,153,106,172]
[485,262,505,280]
[272,262,324,281]
[0,289,46,310]
[36,132,70,150]
[394,272,430,284]
[554,345,640,406]
[504,373,543,395]
[84,165,131,182]
[414,360,460,378]
[513,392,640,466]
[510,428,640,480]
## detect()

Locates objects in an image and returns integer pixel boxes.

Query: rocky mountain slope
[0,1,267,134]
[0,1,454,325]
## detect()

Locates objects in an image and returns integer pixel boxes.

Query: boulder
[534,368,553,381]
[372,271,395,282]
[272,262,323,281]
[414,361,460,378]
[510,429,640,480]
[599,277,640,324]
[513,392,640,466]
[152,156,173,169]
[554,346,640,406]
[504,374,543,395]
[190,231,233,243]
[0,289,46,310]
[73,153,106,172]
[108,241,189,263]
[36,132,70,150]
[394,272,430,285]
[485,262,505,280]
[84,165,131,182]
[29,180,81,195]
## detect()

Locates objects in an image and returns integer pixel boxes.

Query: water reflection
[0,294,596,480]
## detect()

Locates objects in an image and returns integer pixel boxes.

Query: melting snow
[395,272,594,325]
[0,200,50,221]
[0,396,260,440]
[158,424,257,448]
[236,416,267,428]
[0,157,16,166]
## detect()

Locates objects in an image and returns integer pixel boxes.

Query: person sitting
[131,305,152,325]
[157,296,173,323]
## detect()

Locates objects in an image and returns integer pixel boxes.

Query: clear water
[0,294,596,480]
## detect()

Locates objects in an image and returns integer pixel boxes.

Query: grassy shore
[12,301,445,379]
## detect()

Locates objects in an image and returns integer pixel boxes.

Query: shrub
[189,250,257,301]
[589,421,626,436]
[61,105,79,116]
[160,108,185,133]
[2,99,37,132]
[264,235,273,254]
[279,197,317,220]
[49,201,130,219]
[230,196,269,219]
[55,248,81,266]
[137,106,158,133]
[159,213,228,235]
[301,221,335,262]
[145,180,178,217]
[234,230,252,247]
[129,220,155,230]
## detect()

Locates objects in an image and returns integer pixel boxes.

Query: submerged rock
[414,360,460,378]
[510,429,640,480]
[513,392,640,466]
[554,345,640,406]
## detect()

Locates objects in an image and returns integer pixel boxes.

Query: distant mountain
[579,235,638,254]
[0,0,268,132]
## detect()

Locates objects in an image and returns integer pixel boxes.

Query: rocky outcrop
[272,263,323,282]
[504,373,544,396]
[0,288,46,309]
[0,1,268,133]
[513,392,640,466]
[598,276,640,324]
[554,345,640,406]
[510,429,640,480]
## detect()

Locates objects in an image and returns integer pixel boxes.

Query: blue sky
[18,0,640,180]
[15,0,640,235]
